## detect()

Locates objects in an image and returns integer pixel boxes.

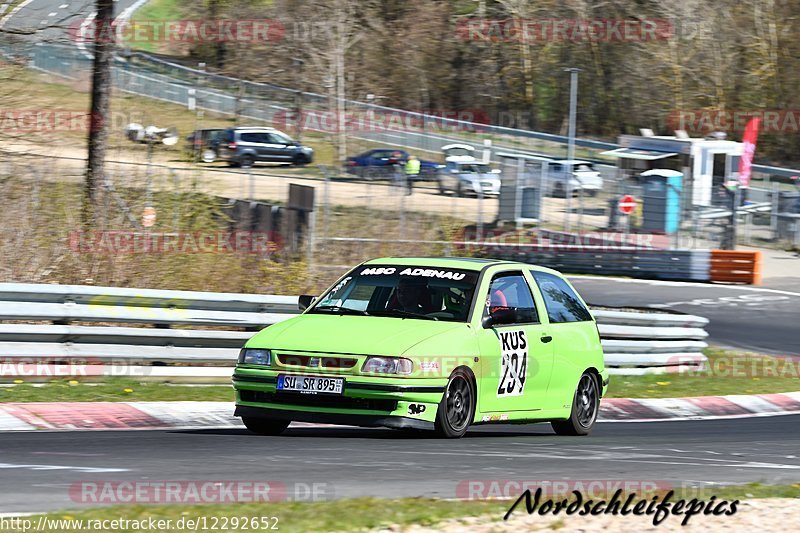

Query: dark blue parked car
[345,149,441,180]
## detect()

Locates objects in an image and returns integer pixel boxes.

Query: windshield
[309,265,479,322]
[459,164,492,174]
[271,131,294,144]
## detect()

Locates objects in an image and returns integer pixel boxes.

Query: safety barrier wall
[710,250,763,284]
[484,246,761,284]
[0,284,709,377]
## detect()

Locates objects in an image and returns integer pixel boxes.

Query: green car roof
[363,257,563,276]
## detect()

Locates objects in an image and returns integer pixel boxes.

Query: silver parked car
[217,127,313,167]
[437,161,502,197]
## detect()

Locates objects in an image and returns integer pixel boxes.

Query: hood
[246,314,466,356]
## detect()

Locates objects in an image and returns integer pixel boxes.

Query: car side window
[484,272,539,324]
[532,271,592,323]
[240,133,261,143]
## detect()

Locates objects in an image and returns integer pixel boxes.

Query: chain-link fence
[3,40,800,258]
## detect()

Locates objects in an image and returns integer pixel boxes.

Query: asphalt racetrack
[570,277,800,356]
[1,415,799,513]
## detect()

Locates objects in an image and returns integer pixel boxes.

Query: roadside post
[618,194,637,242]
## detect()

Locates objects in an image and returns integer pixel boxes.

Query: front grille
[240,390,397,412]
[276,353,358,369]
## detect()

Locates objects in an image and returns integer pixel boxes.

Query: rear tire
[551,372,599,436]
[434,368,475,438]
[240,155,255,168]
[242,417,290,436]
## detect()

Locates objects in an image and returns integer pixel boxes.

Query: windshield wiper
[370,309,438,321]
[312,305,369,316]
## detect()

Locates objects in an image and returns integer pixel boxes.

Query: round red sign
[618,195,637,215]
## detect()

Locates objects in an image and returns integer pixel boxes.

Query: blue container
[640,169,683,234]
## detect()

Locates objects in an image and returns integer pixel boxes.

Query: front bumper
[466,180,500,196]
[235,405,434,430]
[232,370,445,429]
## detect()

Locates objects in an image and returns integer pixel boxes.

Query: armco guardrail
[592,310,709,374]
[0,284,708,376]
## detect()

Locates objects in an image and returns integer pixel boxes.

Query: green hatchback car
[233,257,608,438]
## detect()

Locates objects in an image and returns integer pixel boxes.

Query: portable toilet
[640,169,683,234]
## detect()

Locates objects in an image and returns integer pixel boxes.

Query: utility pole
[564,68,581,233]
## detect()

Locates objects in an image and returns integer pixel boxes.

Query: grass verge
[9,484,800,533]
[605,347,800,399]
[0,379,233,403]
[1,348,798,403]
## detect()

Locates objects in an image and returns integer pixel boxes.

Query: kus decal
[497,329,528,397]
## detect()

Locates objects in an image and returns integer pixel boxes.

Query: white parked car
[546,160,604,197]
[437,161,502,197]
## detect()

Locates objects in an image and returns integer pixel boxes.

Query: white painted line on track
[0,462,129,473]
[0,0,37,28]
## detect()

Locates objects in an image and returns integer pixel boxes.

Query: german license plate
[277,374,344,395]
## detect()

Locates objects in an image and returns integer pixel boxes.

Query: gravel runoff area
[394,498,800,532]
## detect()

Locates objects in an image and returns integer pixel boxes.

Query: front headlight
[238,348,271,365]
[361,356,413,375]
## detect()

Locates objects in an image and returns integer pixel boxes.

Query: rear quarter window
[531,271,592,323]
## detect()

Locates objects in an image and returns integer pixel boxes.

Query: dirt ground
[2,142,612,230]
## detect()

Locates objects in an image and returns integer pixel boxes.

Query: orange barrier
[710,250,762,284]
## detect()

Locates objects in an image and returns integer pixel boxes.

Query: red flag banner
[738,118,760,188]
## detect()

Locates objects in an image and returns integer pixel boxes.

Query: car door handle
[540,335,553,343]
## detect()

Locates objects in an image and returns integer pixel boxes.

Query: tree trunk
[84,0,114,229]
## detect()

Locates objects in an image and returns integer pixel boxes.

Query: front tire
[434,368,475,438]
[242,417,290,436]
[551,372,599,436]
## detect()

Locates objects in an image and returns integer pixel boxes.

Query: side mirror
[482,307,517,328]
[298,295,316,311]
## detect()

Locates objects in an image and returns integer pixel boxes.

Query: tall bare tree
[84,0,114,228]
